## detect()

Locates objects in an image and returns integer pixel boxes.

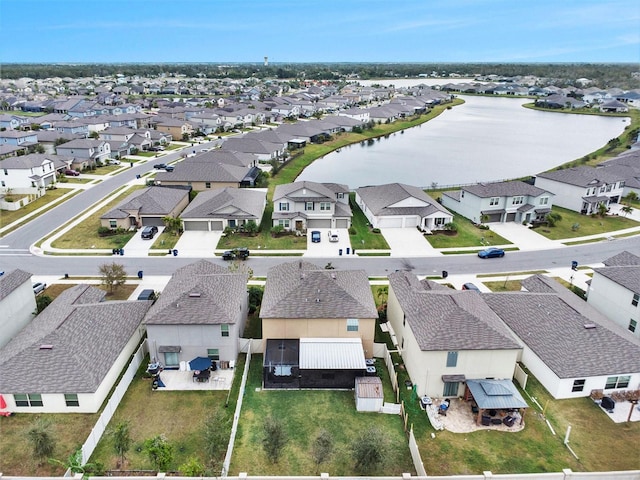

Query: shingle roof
[483,289,640,378]
[100,186,188,219]
[356,183,451,217]
[602,250,640,266]
[144,260,248,326]
[273,181,337,202]
[592,265,640,293]
[155,161,248,183]
[388,271,520,351]
[0,269,32,302]
[260,261,377,319]
[462,181,548,198]
[0,285,151,393]
[180,187,265,220]
[536,166,623,187]
[0,153,57,169]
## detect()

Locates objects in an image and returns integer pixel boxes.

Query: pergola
[466,379,528,426]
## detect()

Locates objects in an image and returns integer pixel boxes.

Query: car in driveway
[137,289,157,302]
[462,282,481,292]
[141,225,158,239]
[477,247,505,259]
[221,247,250,260]
[153,163,167,169]
[164,165,175,172]
[328,230,339,242]
[311,230,321,243]
[33,282,47,295]
[106,159,121,165]
[64,169,80,176]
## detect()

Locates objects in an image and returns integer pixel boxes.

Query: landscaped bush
[349,226,357,235]
[98,226,127,237]
[371,227,381,234]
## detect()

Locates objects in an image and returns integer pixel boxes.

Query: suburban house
[180,187,266,232]
[55,138,112,169]
[0,130,39,147]
[100,185,190,229]
[355,183,453,231]
[0,153,58,192]
[221,137,284,162]
[441,181,554,224]
[387,271,522,398]
[0,285,152,413]
[259,261,378,389]
[154,161,253,191]
[586,251,640,339]
[152,116,194,139]
[272,181,352,231]
[144,260,249,370]
[486,275,640,399]
[0,269,36,349]
[534,166,625,215]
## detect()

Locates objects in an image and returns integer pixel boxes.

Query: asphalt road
[2,137,640,277]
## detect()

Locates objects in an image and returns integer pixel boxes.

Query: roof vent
[39,344,53,350]
[584,323,597,330]
[189,292,201,298]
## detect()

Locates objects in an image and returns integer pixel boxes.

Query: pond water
[297,95,629,189]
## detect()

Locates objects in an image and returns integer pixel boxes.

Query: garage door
[183,221,209,231]
[307,219,331,228]
[336,219,349,228]
[142,217,165,227]
[506,213,516,222]
[378,217,403,228]
[403,216,419,228]
[486,213,502,223]
[209,220,224,231]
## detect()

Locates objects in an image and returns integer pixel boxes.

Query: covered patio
[465,379,528,426]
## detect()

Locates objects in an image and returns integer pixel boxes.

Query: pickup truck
[221,247,250,260]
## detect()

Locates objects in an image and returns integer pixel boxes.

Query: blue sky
[2,0,639,63]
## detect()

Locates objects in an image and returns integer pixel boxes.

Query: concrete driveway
[381,228,437,257]
[123,226,165,256]
[173,231,222,257]
[487,223,561,251]
[304,228,353,258]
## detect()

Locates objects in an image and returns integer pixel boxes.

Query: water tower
[264,56,268,66]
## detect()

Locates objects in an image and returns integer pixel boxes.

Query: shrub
[270,225,285,237]
[349,226,357,235]
[371,227,381,234]
[98,226,114,236]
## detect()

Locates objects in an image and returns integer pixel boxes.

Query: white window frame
[489,197,499,206]
[346,318,359,332]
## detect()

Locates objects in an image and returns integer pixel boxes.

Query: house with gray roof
[486,275,640,399]
[181,187,266,232]
[535,166,625,215]
[221,136,283,161]
[55,138,111,169]
[272,181,351,231]
[441,180,554,224]
[144,260,248,371]
[0,269,35,349]
[154,160,252,191]
[355,183,453,231]
[387,271,522,398]
[100,185,189,229]
[587,251,640,339]
[260,261,377,389]
[0,153,58,193]
[0,285,151,413]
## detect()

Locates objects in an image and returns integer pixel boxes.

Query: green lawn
[0,188,76,235]
[151,230,180,250]
[483,280,523,291]
[349,194,391,250]
[425,213,512,248]
[532,206,639,241]
[229,355,415,476]
[50,186,145,249]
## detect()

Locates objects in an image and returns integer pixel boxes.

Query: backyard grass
[229,354,415,476]
[0,188,74,233]
[51,185,145,249]
[532,206,639,241]
[425,213,512,248]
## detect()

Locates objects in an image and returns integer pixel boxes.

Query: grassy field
[425,213,512,248]
[51,186,145,249]
[532,207,639,241]
[0,188,74,234]
[229,355,414,476]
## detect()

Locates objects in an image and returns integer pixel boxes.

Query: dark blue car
[477,247,505,259]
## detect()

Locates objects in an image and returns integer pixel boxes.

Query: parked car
[311,230,321,243]
[137,289,157,301]
[64,169,80,176]
[164,165,175,172]
[221,247,250,260]
[153,163,167,169]
[462,282,481,292]
[141,225,158,239]
[106,159,121,165]
[33,282,47,295]
[328,230,339,242]
[477,247,505,259]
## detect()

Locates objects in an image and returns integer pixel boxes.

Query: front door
[295,220,303,231]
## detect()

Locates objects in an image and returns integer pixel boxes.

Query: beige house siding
[156,180,239,191]
[100,217,131,229]
[262,317,375,356]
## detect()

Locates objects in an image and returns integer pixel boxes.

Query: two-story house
[441,180,554,224]
[144,260,249,371]
[55,139,111,169]
[0,130,39,147]
[260,261,378,389]
[0,269,36,349]
[534,166,625,215]
[587,251,640,339]
[0,153,58,192]
[272,181,352,232]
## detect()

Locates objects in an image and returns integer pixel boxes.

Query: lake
[297,95,629,189]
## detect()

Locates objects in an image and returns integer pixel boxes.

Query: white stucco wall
[0,281,36,349]
[587,273,640,338]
